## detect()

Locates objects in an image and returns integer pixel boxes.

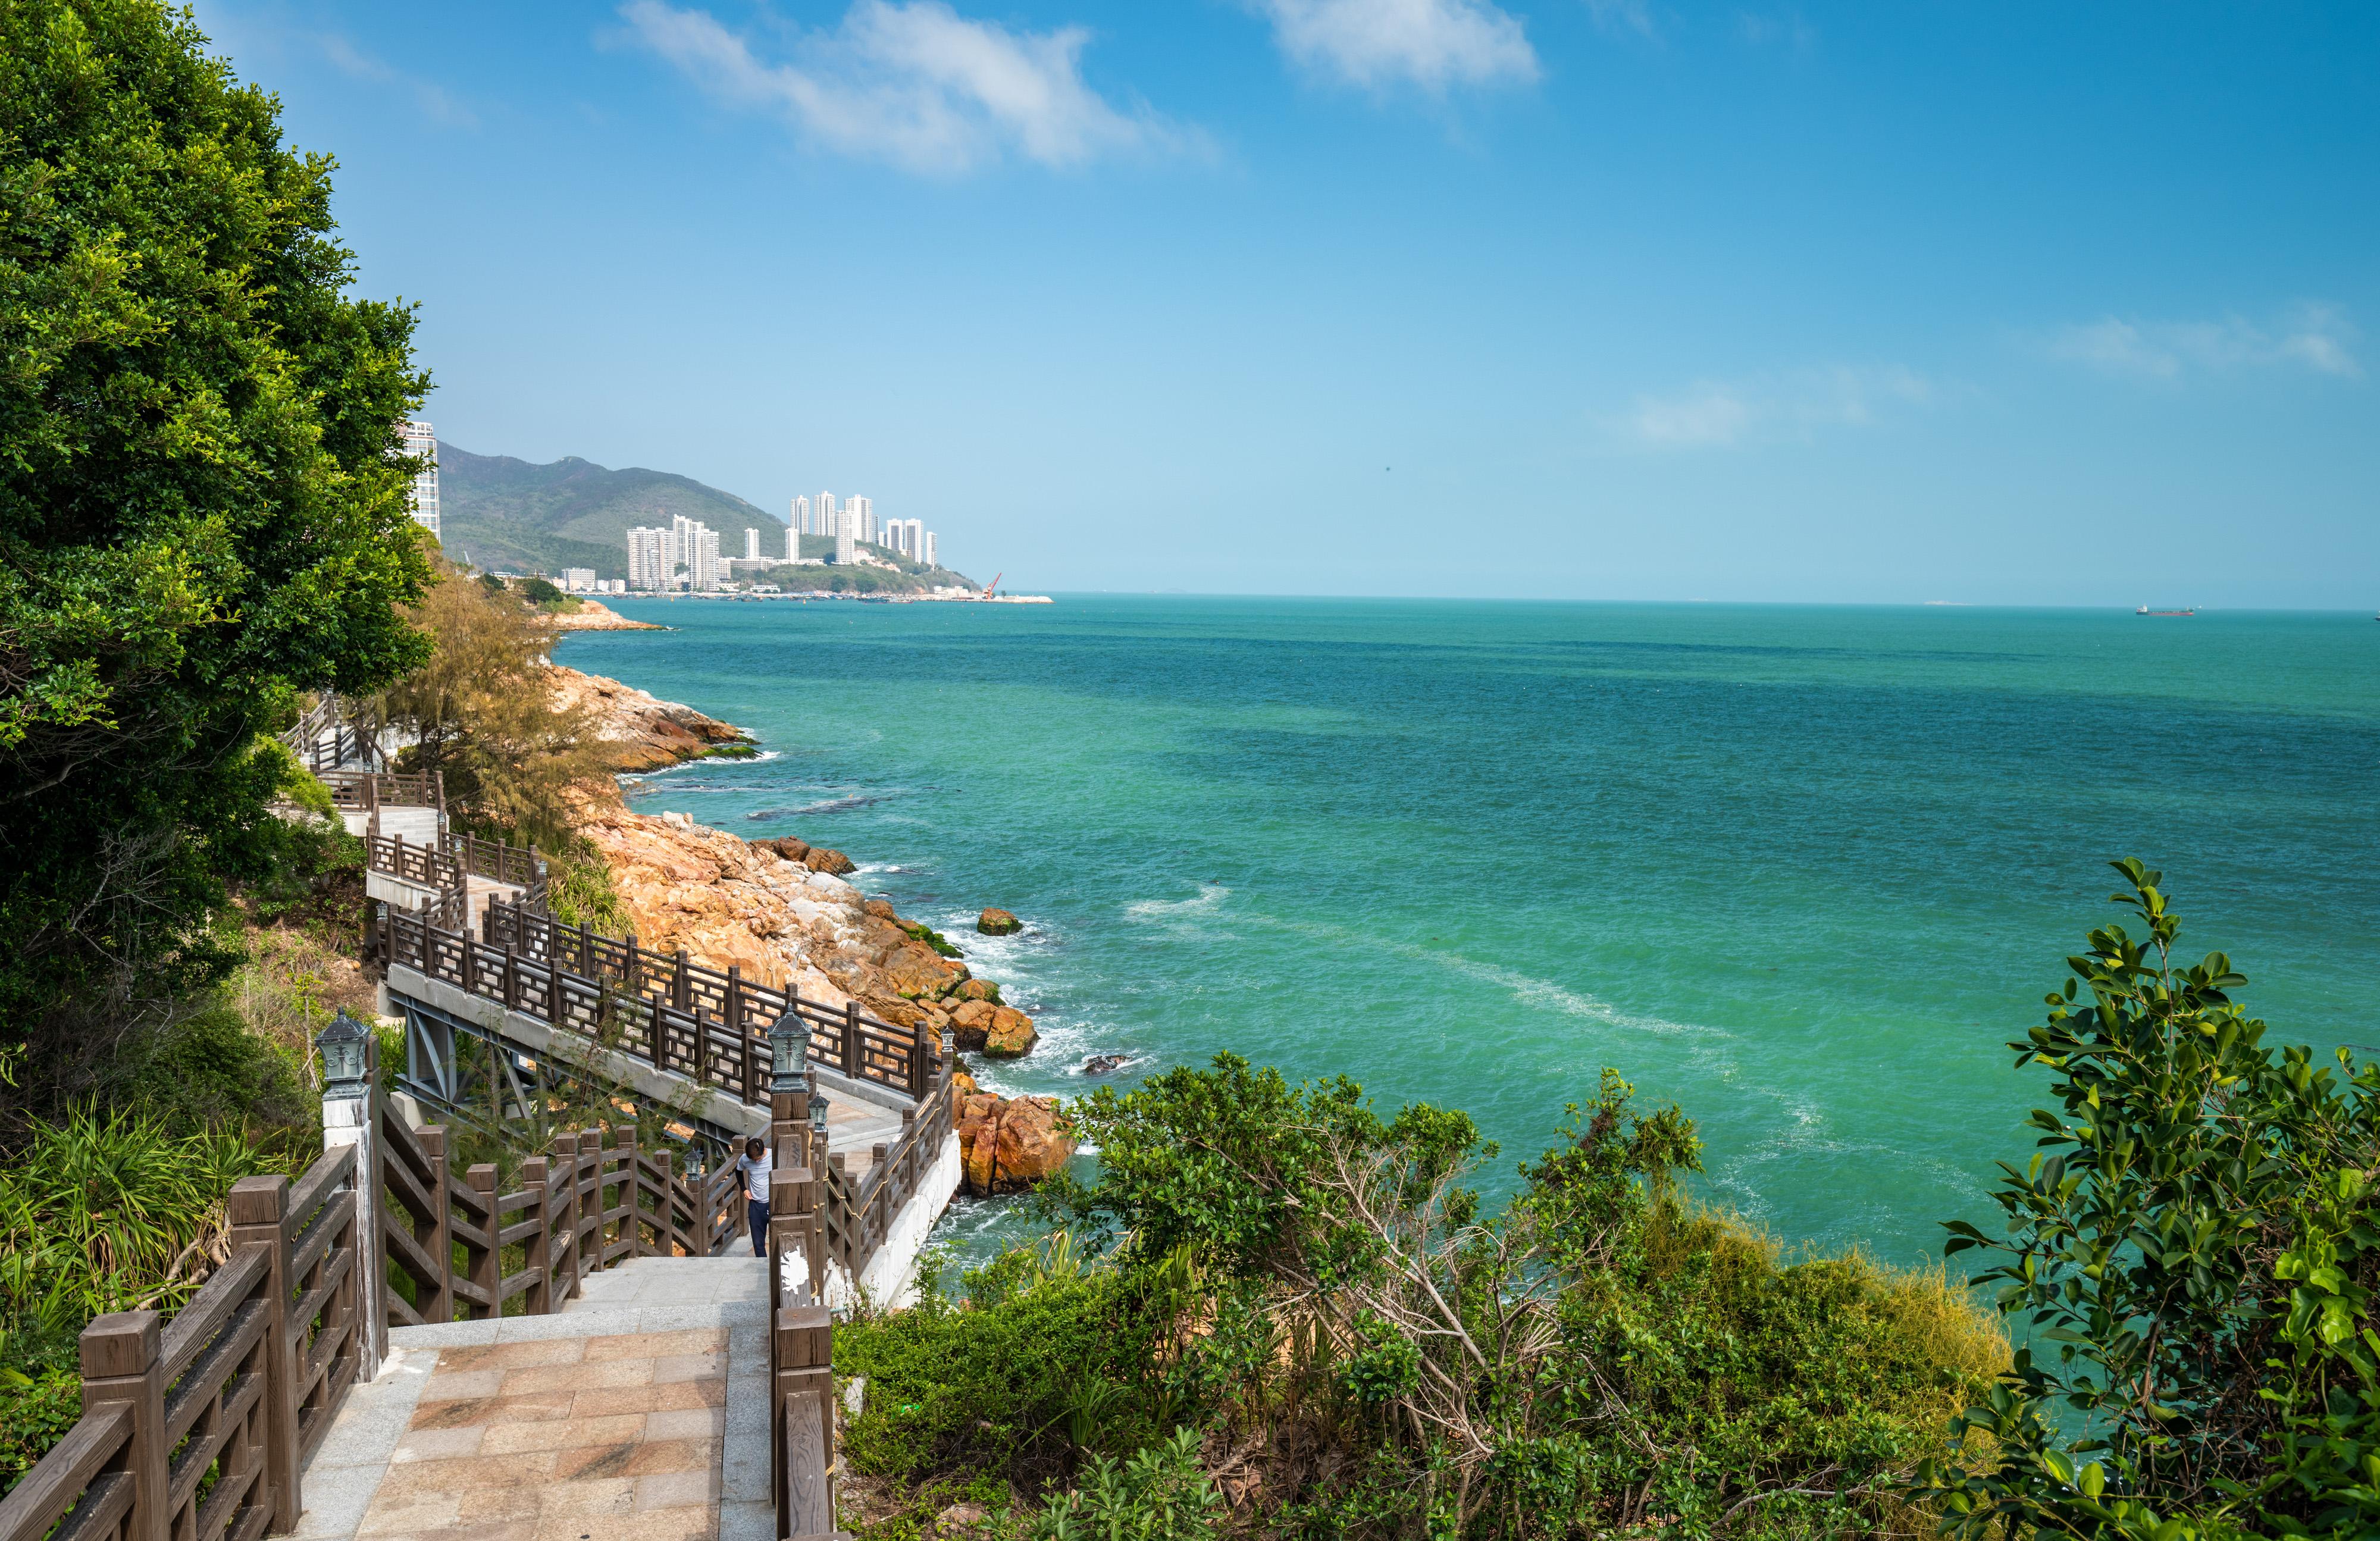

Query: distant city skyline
[625,496,945,593]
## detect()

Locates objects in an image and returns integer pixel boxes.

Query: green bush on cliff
[1922,861,2380,1539]
[841,1058,2005,1539]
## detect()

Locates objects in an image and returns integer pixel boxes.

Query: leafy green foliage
[873,1058,2004,1538]
[0,0,433,1064]
[0,1368,77,1497]
[1924,860,2380,1538]
[903,922,962,959]
[1031,1429,1225,1541]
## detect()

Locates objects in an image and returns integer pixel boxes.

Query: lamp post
[768,1018,808,1096]
[316,1010,372,1098]
[313,1008,386,1378]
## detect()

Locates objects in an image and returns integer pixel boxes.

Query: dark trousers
[748,1197,770,1257]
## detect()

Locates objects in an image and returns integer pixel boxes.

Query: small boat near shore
[2136,605,2196,616]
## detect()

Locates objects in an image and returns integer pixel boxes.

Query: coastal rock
[991,1097,1072,1189]
[1082,1054,1129,1076]
[954,1092,1075,1195]
[552,666,750,772]
[954,979,1001,1004]
[952,1070,979,1097]
[806,848,857,876]
[982,1006,1038,1059]
[884,947,959,1000]
[757,836,810,863]
[956,1094,1002,1191]
[948,998,996,1051]
[977,907,1022,936]
[863,899,898,921]
[544,599,665,632]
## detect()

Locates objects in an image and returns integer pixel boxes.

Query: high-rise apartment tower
[397,420,440,537]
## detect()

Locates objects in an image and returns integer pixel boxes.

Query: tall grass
[0,1107,300,1358]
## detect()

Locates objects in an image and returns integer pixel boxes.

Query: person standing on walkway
[735,1136,771,1257]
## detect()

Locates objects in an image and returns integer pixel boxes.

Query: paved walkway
[295,1258,773,1541]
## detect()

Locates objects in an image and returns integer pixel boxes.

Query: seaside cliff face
[551,663,1073,1187]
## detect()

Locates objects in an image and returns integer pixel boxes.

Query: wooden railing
[281,694,380,775]
[364,832,549,912]
[765,1062,956,1538]
[321,768,442,815]
[369,1089,744,1326]
[0,1082,789,1540]
[0,1144,364,1541]
[376,898,935,1106]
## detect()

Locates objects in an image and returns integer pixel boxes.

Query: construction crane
[981,572,1002,598]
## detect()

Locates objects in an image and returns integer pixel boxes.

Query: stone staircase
[299,1257,777,1541]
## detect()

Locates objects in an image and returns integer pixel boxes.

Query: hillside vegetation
[437,441,780,577]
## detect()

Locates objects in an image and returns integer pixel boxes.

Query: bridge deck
[294,1258,775,1541]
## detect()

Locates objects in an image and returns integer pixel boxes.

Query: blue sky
[192,1,2378,604]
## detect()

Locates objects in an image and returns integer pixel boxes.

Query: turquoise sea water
[559,598,2380,1270]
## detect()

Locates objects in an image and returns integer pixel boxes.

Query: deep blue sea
[558,597,2380,1270]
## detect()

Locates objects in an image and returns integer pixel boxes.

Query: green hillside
[435,441,782,578]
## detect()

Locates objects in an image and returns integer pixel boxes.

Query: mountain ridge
[436,441,784,578]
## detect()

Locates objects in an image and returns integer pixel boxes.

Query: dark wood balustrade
[377,899,937,1105]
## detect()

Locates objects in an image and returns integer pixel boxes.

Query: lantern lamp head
[768,1019,809,1095]
[317,1011,373,1098]
[807,1073,830,1136]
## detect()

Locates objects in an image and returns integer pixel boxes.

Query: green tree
[0,0,433,1087]
[1927,860,2380,1538]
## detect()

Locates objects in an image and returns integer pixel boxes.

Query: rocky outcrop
[553,663,1048,1064]
[956,1092,1074,1194]
[553,667,753,772]
[546,599,664,632]
[977,907,1021,935]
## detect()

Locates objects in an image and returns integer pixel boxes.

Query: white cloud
[1248,0,1539,91]
[1583,0,1657,39]
[617,0,1188,174]
[2044,305,2362,381]
[1609,365,1933,451]
[317,33,478,128]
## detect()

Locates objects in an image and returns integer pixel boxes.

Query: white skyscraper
[744,527,760,562]
[785,521,799,562]
[845,496,873,546]
[898,519,923,560]
[815,492,835,538]
[397,420,440,537]
[922,531,937,568]
[834,503,856,564]
[791,495,810,535]
[627,525,671,590]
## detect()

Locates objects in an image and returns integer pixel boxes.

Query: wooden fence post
[654,1150,679,1258]
[79,1313,168,1541]
[674,949,691,1011]
[844,1001,862,1078]
[774,1298,834,1537]
[524,1155,553,1315]
[466,1164,499,1320]
[418,1126,453,1324]
[552,1133,583,1304]
[910,1020,932,1098]
[227,1175,299,1534]
[618,1130,641,1259]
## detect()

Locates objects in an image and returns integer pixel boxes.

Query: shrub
[106,1007,312,1142]
[903,1058,2011,1538]
[1925,860,2380,1538]
[1031,1428,1223,1541]
[0,1369,77,1497]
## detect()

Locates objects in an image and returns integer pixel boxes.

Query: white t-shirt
[735,1150,771,1202]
